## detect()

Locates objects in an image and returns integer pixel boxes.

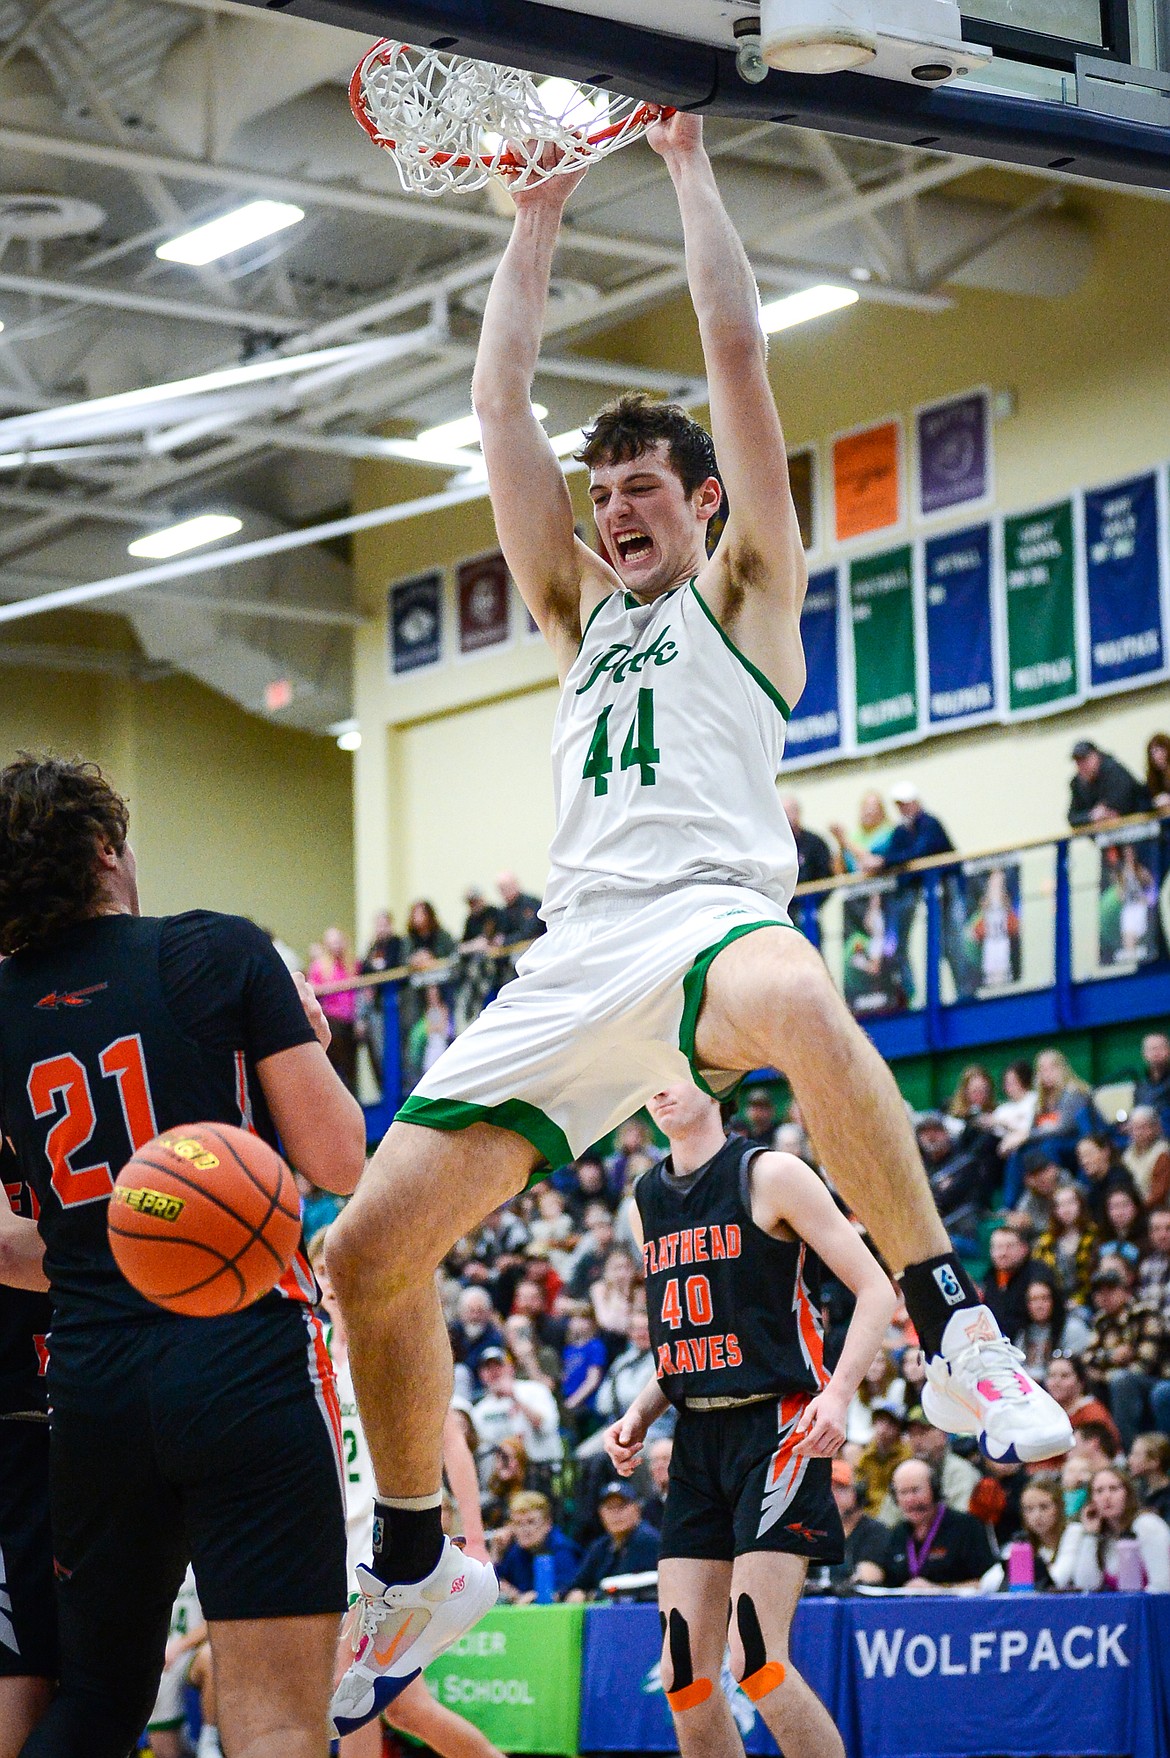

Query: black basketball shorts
[659,1393,844,1564]
[41,1301,347,1735]
[0,1415,57,1680]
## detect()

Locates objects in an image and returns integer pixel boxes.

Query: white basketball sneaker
[330,1539,498,1738]
[921,1304,1074,1464]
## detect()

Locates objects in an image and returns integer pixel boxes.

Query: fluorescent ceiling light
[759,284,859,334]
[551,428,585,457]
[337,729,362,752]
[128,514,243,559]
[416,404,548,453]
[156,200,304,266]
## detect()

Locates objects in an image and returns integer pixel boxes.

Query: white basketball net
[350,40,666,198]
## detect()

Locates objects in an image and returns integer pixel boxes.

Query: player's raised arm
[648,114,807,709]
[751,1152,896,1457]
[472,164,617,677]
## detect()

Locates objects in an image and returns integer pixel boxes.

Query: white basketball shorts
[396,883,793,1169]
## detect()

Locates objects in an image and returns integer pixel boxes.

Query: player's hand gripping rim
[793,1388,848,1459]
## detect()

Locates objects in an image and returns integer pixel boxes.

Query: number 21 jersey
[542,580,799,920]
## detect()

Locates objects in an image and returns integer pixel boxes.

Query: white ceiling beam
[0,267,305,333]
[1,568,363,627]
[0,640,173,680]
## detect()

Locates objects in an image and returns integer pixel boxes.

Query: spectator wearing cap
[460,886,500,948]
[495,1491,581,1603]
[855,1402,912,1522]
[884,1458,997,1591]
[902,1407,982,1515]
[1125,1107,1170,1209]
[472,1347,564,1479]
[1068,740,1150,827]
[981,1225,1039,1340]
[916,1112,995,1258]
[866,784,963,1001]
[828,1459,891,1587]
[563,1482,661,1601]
[1081,1263,1170,1448]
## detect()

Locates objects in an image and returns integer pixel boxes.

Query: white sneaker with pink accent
[921,1304,1074,1464]
[329,1539,499,1738]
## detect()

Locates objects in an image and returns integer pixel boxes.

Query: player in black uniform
[0,1143,55,1758]
[0,755,367,1758]
[605,1082,895,1758]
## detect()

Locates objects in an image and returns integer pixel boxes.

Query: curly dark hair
[0,755,129,954]
[576,392,721,498]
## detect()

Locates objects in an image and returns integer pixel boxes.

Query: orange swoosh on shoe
[373,1615,415,1669]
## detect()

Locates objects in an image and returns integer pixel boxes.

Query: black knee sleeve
[663,1607,712,1712]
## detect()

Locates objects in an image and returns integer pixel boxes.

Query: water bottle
[1007,1542,1035,1592]
[533,1553,556,1604]
[1113,1537,1145,1592]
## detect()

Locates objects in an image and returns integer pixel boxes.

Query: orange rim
[349,40,672,173]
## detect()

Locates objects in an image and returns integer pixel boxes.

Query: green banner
[422,1605,584,1755]
[849,545,918,745]
[1003,499,1079,714]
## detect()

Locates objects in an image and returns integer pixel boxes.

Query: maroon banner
[458,551,512,654]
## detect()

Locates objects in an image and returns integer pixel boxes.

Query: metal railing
[313,807,1170,1137]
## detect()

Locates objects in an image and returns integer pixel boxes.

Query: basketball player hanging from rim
[326,109,1072,1733]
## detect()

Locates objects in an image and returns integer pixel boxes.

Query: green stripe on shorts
[395,1093,572,1180]
[679,920,794,1098]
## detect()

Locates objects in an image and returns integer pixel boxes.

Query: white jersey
[543,580,799,920]
[327,1327,377,1590]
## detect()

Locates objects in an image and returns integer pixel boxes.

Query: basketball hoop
[349,40,672,198]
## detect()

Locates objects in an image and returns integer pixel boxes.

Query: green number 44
[583,687,660,797]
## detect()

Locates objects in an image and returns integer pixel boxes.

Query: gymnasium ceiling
[0,0,1120,734]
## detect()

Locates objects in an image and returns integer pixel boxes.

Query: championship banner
[423,1606,584,1756]
[849,546,918,746]
[923,524,996,729]
[915,389,991,518]
[1084,472,1168,694]
[579,1599,844,1754]
[457,551,511,655]
[785,566,843,765]
[1003,500,1080,717]
[389,569,443,675]
[844,1593,1166,1758]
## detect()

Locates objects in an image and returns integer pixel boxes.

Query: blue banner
[785,567,842,764]
[579,1600,844,1754]
[1085,473,1168,692]
[924,524,995,728]
[389,569,443,674]
[842,1592,1166,1758]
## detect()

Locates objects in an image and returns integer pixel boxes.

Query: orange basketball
[107,1123,302,1317]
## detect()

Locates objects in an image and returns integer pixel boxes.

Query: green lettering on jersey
[582,705,615,795]
[583,690,660,797]
[575,626,678,694]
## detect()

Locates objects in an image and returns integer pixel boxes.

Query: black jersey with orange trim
[0,913,317,1348]
[0,1141,52,1415]
[634,1136,830,1408]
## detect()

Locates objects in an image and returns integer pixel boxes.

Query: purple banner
[916,391,990,517]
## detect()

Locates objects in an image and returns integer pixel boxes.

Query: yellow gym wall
[1,652,355,959]
[352,176,1170,938]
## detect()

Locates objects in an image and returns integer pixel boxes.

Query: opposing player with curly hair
[0,757,129,956]
[0,753,366,1758]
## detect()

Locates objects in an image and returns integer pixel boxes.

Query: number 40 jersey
[542,580,799,921]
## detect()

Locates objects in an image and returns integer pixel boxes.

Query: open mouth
[613,529,654,566]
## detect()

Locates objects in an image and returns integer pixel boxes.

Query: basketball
[107,1124,302,1318]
